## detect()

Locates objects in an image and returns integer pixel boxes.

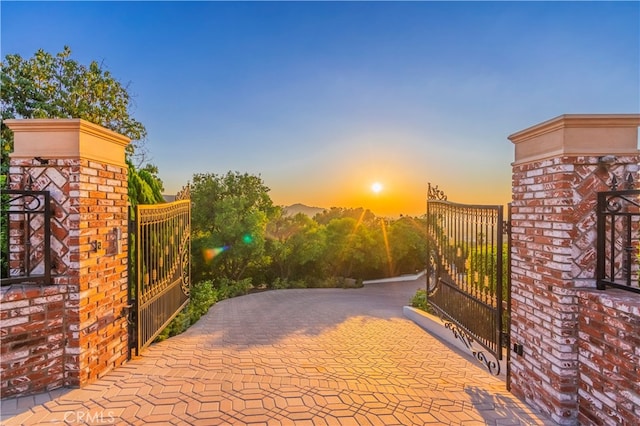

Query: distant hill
[163,197,325,217]
[284,203,325,218]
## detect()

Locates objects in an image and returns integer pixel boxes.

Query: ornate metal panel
[426,184,509,375]
[1,190,52,285]
[129,190,191,355]
[596,187,639,293]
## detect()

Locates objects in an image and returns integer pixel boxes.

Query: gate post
[508,114,640,424]
[5,119,131,389]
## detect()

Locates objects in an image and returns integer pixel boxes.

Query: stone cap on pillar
[508,114,640,165]
[5,118,131,167]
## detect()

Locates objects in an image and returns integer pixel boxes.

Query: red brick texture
[0,285,66,397]
[2,157,129,398]
[577,290,640,426]
[510,155,639,425]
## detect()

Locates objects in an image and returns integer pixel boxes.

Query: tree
[388,216,429,275]
[0,46,163,205]
[190,171,277,284]
[313,207,376,225]
[265,211,326,283]
[265,209,302,281]
[318,216,384,280]
[128,162,165,207]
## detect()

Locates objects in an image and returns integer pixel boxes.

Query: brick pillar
[508,114,640,424]
[5,119,131,388]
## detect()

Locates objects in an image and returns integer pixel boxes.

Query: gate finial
[625,173,636,190]
[175,184,191,201]
[428,183,447,201]
[609,173,637,191]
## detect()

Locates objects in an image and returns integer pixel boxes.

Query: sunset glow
[4,2,635,219]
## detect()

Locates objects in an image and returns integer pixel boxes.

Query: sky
[2,1,639,217]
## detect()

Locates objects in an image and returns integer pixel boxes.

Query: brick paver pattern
[1,280,552,425]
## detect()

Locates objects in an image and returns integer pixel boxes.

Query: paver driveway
[1,279,552,425]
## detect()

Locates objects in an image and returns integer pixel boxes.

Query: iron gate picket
[128,188,191,356]
[426,184,510,376]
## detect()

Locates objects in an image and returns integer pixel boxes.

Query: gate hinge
[122,301,136,323]
[500,331,510,348]
[502,220,511,235]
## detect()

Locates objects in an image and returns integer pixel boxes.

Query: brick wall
[61,158,130,386]
[509,114,640,425]
[577,290,640,425]
[1,119,130,398]
[510,156,589,424]
[0,285,66,397]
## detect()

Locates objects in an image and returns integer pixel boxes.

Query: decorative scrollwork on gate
[602,192,640,214]
[181,234,191,296]
[442,316,501,375]
[428,182,448,201]
[175,184,191,201]
[426,247,440,294]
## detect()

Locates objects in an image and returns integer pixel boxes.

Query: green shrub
[271,278,306,289]
[271,277,289,289]
[304,277,332,288]
[287,279,308,289]
[214,277,253,298]
[188,280,218,322]
[155,280,218,342]
[230,278,252,297]
[341,277,363,289]
[411,288,429,312]
[302,276,363,289]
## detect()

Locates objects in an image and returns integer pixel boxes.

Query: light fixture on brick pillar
[597,154,617,170]
[597,155,627,190]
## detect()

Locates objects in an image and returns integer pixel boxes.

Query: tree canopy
[0,46,162,205]
[190,171,277,283]
[1,46,146,144]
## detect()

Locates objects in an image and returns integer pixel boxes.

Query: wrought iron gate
[596,177,639,294]
[1,190,52,285]
[129,188,191,356]
[426,184,510,376]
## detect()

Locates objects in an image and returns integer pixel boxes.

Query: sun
[371,182,383,194]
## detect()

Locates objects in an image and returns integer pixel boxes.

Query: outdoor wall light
[113,227,122,255]
[597,155,617,170]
